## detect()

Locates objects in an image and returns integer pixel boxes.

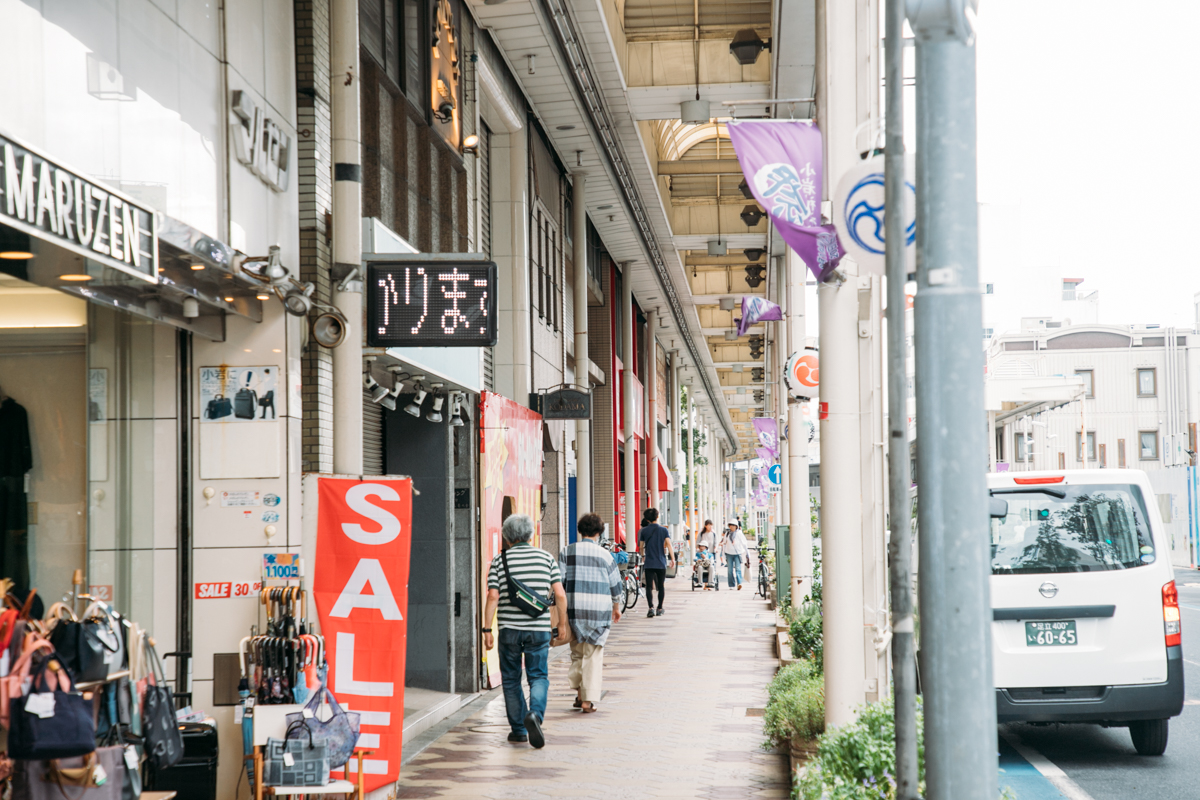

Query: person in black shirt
[637,508,674,618]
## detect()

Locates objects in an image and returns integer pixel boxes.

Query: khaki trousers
[568,640,605,702]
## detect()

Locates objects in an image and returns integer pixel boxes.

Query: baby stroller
[691,549,720,591]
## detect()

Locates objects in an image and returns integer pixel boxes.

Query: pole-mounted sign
[783,349,819,400]
[832,154,917,276]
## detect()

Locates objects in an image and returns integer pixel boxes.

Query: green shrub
[763,661,825,748]
[790,603,823,665]
[796,697,923,800]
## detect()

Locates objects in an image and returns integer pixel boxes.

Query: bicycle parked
[619,551,642,611]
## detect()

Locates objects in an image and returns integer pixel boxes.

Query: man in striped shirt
[558,512,622,712]
[484,514,567,748]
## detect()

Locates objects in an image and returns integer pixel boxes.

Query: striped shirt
[488,543,562,632]
[558,539,622,646]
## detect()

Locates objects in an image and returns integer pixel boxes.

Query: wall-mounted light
[449,392,465,427]
[404,382,429,417]
[462,134,480,155]
[730,29,771,66]
[435,101,455,123]
[363,357,388,405]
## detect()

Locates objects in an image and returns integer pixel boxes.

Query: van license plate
[1025,620,1077,646]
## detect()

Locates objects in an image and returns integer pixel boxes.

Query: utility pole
[330,0,363,475]
[885,0,917,794]
[910,2,996,798]
[622,266,636,551]
[786,249,812,601]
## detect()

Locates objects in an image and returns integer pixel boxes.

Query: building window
[1075,369,1094,399]
[1099,443,1107,468]
[1062,279,1078,301]
[1137,368,1156,397]
[1140,430,1159,461]
[984,283,994,295]
[1076,431,1096,462]
[1118,438,1126,468]
[1015,433,1028,463]
[982,327,994,341]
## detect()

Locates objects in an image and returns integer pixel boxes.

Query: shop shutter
[480,123,495,392]
[363,390,384,475]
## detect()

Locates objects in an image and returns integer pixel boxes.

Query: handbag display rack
[0,569,184,800]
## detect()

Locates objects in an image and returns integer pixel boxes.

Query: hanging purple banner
[726,121,846,282]
[753,417,779,460]
[737,295,783,337]
[755,446,774,465]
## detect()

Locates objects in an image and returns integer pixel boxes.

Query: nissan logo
[1039,582,1058,599]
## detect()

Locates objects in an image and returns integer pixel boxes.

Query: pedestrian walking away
[483,514,568,748]
[637,508,674,617]
[558,512,623,712]
[720,522,750,590]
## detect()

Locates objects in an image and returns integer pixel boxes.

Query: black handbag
[142,646,183,771]
[49,618,114,683]
[264,721,329,787]
[204,395,232,419]
[8,658,96,761]
[501,550,552,619]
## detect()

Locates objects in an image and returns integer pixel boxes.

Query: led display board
[366,258,498,347]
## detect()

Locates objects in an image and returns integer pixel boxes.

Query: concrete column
[669,351,682,541]
[622,267,636,550]
[686,392,697,535]
[509,133,532,400]
[330,0,362,474]
[645,309,658,509]
[786,248,813,599]
[572,173,591,514]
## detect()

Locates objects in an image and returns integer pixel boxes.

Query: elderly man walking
[483,514,568,748]
[558,513,622,713]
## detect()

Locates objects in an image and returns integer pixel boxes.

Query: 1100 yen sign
[1025,620,1077,646]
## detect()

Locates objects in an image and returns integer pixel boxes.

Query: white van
[987,469,1184,755]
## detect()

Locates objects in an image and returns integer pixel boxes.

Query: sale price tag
[263,553,302,581]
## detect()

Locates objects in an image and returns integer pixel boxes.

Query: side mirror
[989,497,1009,519]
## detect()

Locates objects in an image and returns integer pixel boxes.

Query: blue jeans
[497,628,551,734]
[726,553,743,587]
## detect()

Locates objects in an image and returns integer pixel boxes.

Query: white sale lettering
[329,559,403,620]
[340,483,402,544]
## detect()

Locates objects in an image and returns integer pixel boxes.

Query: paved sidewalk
[395,569,788,799]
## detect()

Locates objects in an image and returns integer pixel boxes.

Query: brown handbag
[12,748,124,800]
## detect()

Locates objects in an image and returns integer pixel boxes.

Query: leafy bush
[795,697,923,800]
[790,603,823,665]
[764,661,825,748]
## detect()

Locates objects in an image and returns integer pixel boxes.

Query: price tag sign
[263,553,302,581]
[366,258,498,347]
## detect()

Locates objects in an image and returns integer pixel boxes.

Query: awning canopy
[657,458,673,492]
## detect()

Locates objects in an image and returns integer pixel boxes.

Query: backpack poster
[199,366,279,422]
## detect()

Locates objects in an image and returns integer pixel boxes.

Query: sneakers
[646,609,655,618]
[507,732,528,743]
[655,608,664,616]
[524,712,545,749]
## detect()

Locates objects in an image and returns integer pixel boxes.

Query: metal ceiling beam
[658,159,745,175]
[536,0,738,448]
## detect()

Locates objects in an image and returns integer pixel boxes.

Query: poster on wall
[88,369,107,423]
[312,477,412,794]
[199,366,279,422]
[478,392,543,688]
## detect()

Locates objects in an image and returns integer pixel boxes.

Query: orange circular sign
[784,351,819,398]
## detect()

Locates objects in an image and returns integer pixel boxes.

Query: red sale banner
[312,477,412,792]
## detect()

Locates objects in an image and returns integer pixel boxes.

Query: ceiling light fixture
[190,263,205,270]
[182,298,200,318]
[740,205,765,227]
[449,392,465,427]
[404,382,429,417]
[730,29,771,66]
[738,179,754,200]
[60,274,93,281]
[556,125,576,131]
[744,248,765,261]
[0,228,33,260]
[707,240,727,256]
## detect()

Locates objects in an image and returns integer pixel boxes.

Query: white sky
[975,0,1200,333]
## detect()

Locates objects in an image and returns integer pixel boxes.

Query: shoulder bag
[263,720,330,787]
[501,549,553,619]
[285,684,361,768]
[142,643,184,771]
[12,747,125,800]
[8,657,96,761]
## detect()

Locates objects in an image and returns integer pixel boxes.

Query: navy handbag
[8,658,96,761]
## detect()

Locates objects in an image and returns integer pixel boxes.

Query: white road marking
[1000,730,1097,800]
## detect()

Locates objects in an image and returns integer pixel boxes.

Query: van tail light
[1163,580,1182,647]
[1013,476,1066,485]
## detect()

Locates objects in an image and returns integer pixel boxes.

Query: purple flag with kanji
[756,446,774,465]
[753,417,779,460]
[737,295,783,337]
[727,121,846,282]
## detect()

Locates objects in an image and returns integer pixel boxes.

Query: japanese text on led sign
[366,260,498,347]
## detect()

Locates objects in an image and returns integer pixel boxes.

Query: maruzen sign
[312,478,412,792]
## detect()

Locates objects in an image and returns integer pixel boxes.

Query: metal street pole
[786,249,812,602]
[622,268,637,551]
[910,2,996,798]
[885,0,917,795]
[573,172,592,515]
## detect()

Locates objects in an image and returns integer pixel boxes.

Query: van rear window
[990,484,1155,574]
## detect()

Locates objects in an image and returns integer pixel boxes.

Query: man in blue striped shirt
[558,513,622,713]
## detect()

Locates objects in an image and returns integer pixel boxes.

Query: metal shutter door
[480,122,495,392]
[363,390,384,475]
